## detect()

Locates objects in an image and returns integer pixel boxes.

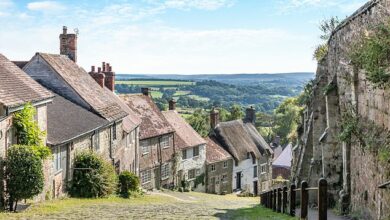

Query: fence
[260,178,327,220]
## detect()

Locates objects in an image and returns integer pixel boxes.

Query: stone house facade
[205,137,233,194]
[120,90,176,190]
[163,101,207,192]
[0,53,54,204]
[210,108,273,195]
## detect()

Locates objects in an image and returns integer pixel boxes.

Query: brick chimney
[169,99,176,110]
[245,106,256,124]
[89,65,105,88]
[210,108,219,129]
[102,62,115,92]
[141,88,150,96]
[59,26,77,62]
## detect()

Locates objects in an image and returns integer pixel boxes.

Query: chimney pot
[91,66,95,72]
[141,88,150,96]
[210,108,220,129]
[98,67,101,73]
[102,62,106,72]
[169,99,176,110]
[63,26,67,34]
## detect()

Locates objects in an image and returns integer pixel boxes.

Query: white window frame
[188,169,196,180]
[161,163,170,180]
[193,146,199,157]
[182,149,187,160]
[211,164,216,172]
[54,145,65,173]
[260,163,267,174]
[222,174,228,183]
[141,169,152,184]
[253,165,258,178]
[223,161,228,168]
[160,136,169,149]
[141,140,149,155]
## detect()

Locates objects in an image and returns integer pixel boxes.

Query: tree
[229,104,243,120]
[118,171,140,198]
[313,17,341,62]
[218,107,231,122]
[5,145,44,211]
[186,109,210,137]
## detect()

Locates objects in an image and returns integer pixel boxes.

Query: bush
[68,151,117,198]
[5,145,44,211]
[118,171,140,198]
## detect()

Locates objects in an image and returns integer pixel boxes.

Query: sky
[0,0,368,74]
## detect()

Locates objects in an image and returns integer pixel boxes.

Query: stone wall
[205,159,233,194]
[292,1,390,219]
[178,144,206,192]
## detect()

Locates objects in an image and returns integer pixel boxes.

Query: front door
[253,181,258,196]
[154,168,161,189]
[236,172,242,190]
[211,177,216,194]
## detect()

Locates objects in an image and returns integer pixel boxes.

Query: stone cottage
[0,53,53,204]
[162,100,207,192]
[22,53,141,177]
[210,107,273,195]
[205,137,233,195]
[120,89,176,190]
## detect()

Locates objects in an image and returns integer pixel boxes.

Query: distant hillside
[116,72,314,86]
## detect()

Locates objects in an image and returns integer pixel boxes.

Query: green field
[174,90,191,96]
[188,95,210,101]
[150,91,163,98]
[116,80,195,86]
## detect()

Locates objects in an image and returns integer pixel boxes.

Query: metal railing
[260,178,328,220]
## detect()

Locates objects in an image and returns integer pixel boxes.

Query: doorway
[253,181,258,196]
[236,172,242,190]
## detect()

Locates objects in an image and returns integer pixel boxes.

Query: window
[247,152,250,159]
[54,145,65,172]
[188,169,196,179]
[92,131,100,151]
[182,149,187,159]
[260,163,267,174]
[253,165,258,178]
[252,156,256,164]
[112,123,117,140]
[161,163,170,180]
[160,136,169,148]
[211,164,216,172]
[223,161,228,168]
[193,146,199,157]
[141,170,152,184]
[141,140,149,155]
[221,174,228,182]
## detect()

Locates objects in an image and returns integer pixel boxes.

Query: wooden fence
[260,178,327,220]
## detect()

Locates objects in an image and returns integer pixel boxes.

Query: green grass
[116,80,195,86]
[150,91,163,98]
[227,205,297,220]
[188,95,210,101]
[173,90,191,96]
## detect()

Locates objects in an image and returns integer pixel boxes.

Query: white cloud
[0,0,13,16]
[27,1,65,11]
[164,0,234,10]
[279,0,367,13]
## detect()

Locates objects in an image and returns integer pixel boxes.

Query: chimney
[102,62,115,92]
[245,106,256,124]
[59,26,77,62]
[169,99,176,110]
[210,108,219,129]
[141,88,150,96]
[89,66,105,88]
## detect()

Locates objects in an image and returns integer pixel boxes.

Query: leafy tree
[218,107,231,122]
[5,145,44,211]
[229,104,243,120]
[186,109,210,137]
[69,151,117,198]
[313,17,341,62]
[273,98,303,145]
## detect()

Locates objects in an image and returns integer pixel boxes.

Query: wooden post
[269,190,273,209]
[301,181,308,220]
[277,188,282,213]
[290,184,296,216]
[318,178,327,220]
[273,189,277,211]
[283,186,288,214]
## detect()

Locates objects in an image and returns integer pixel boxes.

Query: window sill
[142,153,149,156]
[161,177,169,181]
[142,181,151,185]
[54,169,63,175]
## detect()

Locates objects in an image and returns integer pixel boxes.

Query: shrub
[5,145,44,211]
[118,171,140,198]
[68,151,117,198]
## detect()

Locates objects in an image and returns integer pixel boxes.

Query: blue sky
[0,0,367,74]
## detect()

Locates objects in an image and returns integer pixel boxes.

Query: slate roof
[205,137,232,164]
[0,54,53,108]
[12,61,29,69]
[273,144,292,169]
[162,110,206,149]
[34,53,127,122]
[120,94,174,139]
[213,120,272,161]
[47,94,108,146]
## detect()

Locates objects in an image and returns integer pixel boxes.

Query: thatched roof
[213,120,272,161]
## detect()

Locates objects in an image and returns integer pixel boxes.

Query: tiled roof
[213,120,272,161]
[0,54,53,108]
[47,94,108,146]
[120,94,174,140]
[36,53,127,122]
[205,137,232,164]
[162,110,206,149]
